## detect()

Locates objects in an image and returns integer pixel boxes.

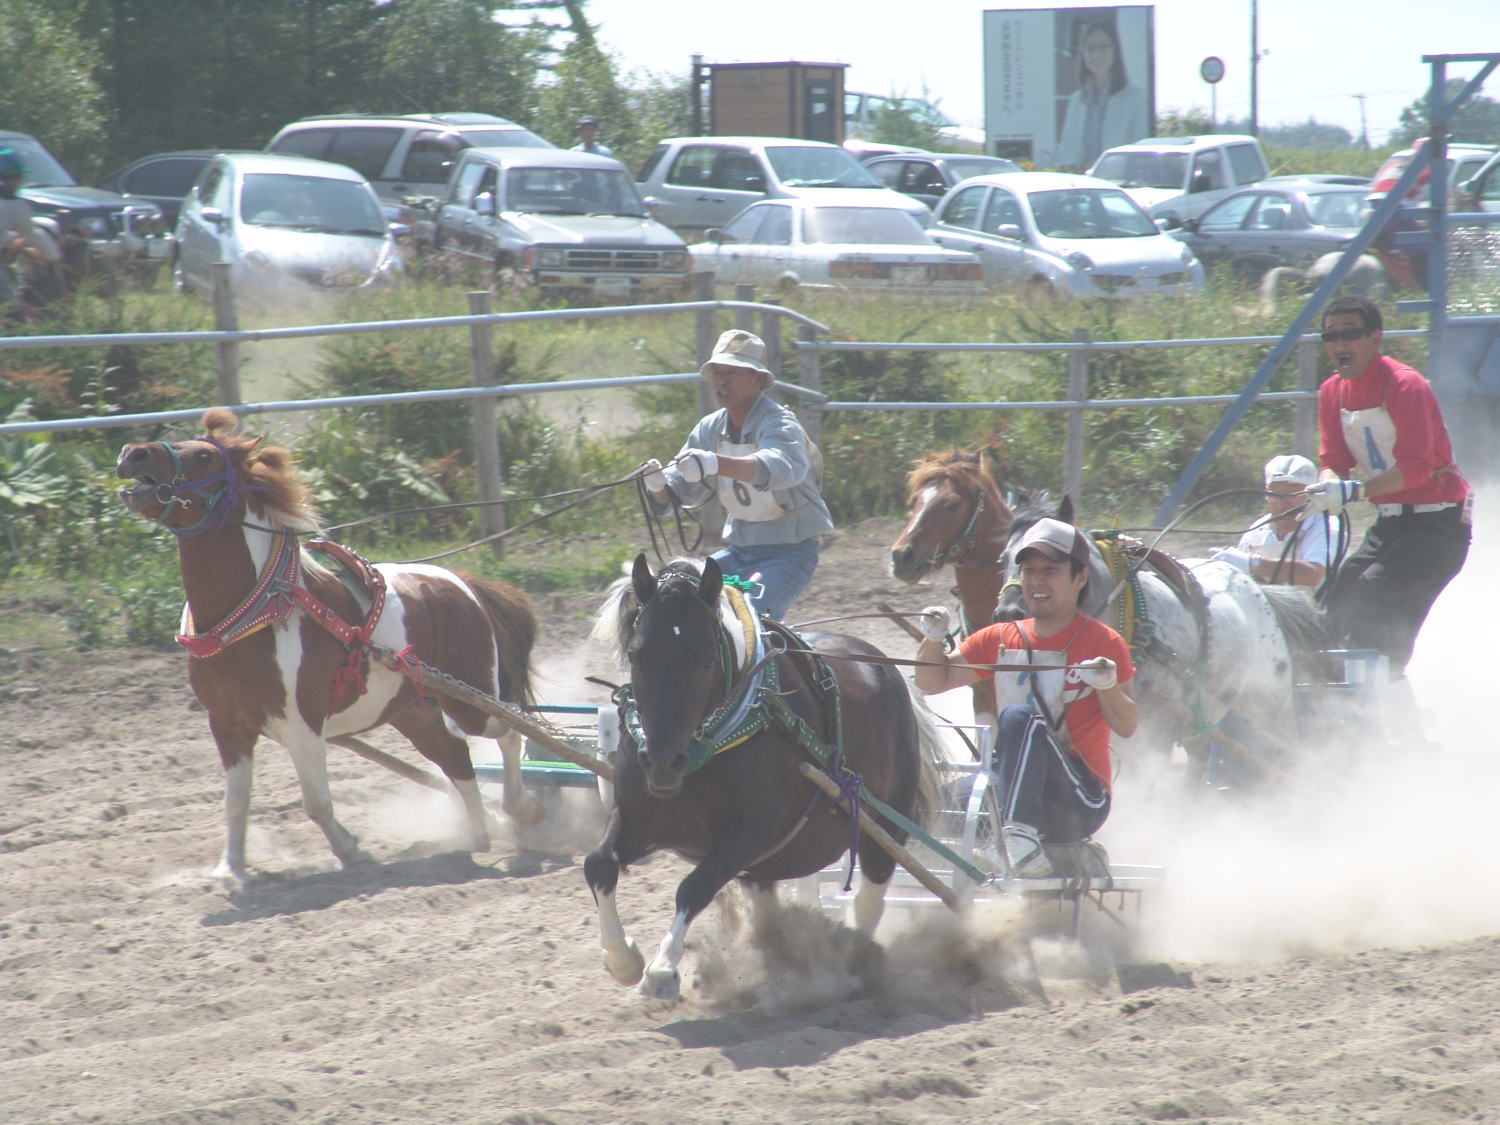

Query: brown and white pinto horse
[888,450,1015,728]
[117,408,540,884]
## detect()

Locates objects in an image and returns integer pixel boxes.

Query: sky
[582,0,1500,146]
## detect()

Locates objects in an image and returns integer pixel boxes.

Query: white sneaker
[1001,823,1052,878]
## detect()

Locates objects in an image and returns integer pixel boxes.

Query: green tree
[533,40,630,151]
[0,0,106,178]
[378,0,546,121]
[1153,107,1214,137]
[1391,79,1500,147]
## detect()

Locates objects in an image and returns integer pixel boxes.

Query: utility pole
[1353,92,1370,149]
[1249,0,1259,135]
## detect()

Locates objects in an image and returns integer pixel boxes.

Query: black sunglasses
[1320,326,1370,343]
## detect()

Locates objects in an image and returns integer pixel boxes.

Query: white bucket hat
[700,329,774,388]
[1264,454,1317,488]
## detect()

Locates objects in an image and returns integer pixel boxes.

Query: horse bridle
[927,484,987,569]
[143,436,262,537]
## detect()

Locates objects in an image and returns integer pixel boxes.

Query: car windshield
[1305,190,1365,228]
[765,146,879,188]
[945,158,1017,180]
[504,167,647,215]
[1028,188,1157,239]
[1091,151,1188,190]
[239,174,386,234]
[8,136,77,187]
[459,128,552,149]
[802,207,930,244]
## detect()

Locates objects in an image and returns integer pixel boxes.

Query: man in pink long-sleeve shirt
[1301,296,1471,679]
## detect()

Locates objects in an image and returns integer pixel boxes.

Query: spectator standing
[571,116,615,159]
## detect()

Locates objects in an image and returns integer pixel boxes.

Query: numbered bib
[714,438,789,522]
[1340,404,1396,480]
[992,649,1069,721]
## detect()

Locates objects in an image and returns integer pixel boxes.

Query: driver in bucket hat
[1210,454,1342,588]
[639,329,833,621]
[912,516,1136,878]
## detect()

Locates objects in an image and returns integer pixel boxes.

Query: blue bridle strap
[151,435,263,537]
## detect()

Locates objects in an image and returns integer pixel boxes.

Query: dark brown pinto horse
[586,555,943,999]
[116,409,539,884]
[889,449,1015,727]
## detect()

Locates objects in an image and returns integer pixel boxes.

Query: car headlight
[534,248,565,268]
[660,251,688,271]
[1066,251,1095,271]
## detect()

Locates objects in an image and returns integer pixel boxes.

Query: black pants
[1323,505,1470,676]
[993,706,1110,843]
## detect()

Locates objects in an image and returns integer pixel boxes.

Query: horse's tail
[461,574,536,707]
[905,682,947,833]
[1261,584,1331,681]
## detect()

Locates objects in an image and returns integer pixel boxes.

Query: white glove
[917,605,956,640]
[640,458,667,493]
[1298,479,1362,519]
[676,449,718,483]
[1211,546,1254,573]
[1075,656,1117,692]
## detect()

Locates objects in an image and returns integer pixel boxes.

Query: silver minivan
[635,136,932,234]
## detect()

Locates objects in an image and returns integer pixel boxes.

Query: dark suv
[2,129,174,288]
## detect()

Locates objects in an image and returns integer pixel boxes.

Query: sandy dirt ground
[4,513,1500,1125]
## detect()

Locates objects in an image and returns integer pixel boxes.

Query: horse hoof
[505,795,546,827]
[338,848,375,869]
[637,966,681,1000]
[604,940,645,987]
[210,861,248,889]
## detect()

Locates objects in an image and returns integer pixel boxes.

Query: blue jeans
[710,538,820,622]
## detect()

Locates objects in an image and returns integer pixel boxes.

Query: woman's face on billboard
[1082,27,1114,85]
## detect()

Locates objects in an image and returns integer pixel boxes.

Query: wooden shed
[707,61,847,143]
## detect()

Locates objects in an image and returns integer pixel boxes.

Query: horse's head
[994,492,1103,622]
[116,408,312,537]
[622,553,727,797]
[890,450,1011,582]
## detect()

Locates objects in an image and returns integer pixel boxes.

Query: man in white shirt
[1212,454,1340,588]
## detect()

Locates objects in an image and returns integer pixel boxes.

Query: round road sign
[1201,56,1226,84]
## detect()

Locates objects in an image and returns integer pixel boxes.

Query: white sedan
[687,191,985,295]
[928,172,1205,298]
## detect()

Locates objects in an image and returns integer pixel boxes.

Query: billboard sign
[983,6,1156,170]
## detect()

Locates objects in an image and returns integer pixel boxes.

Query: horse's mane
[199,408,321,534]
[590,556,704,663]
[907,450,1008,515]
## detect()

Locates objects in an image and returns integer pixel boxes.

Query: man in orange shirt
[914,518,1136,877]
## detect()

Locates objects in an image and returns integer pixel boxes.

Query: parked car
[265,113,553,220]
[1368,139,1495,212]
[686,192,985,295]
[1,129,173,289]
[634,136,932,234]
[1459,147,1500,212]
[1087,134,1271,228]
[173,152,402,296]
[928,172,1204,298]
[864,152,1023,208]
[98,149,256,227]
[429,147,689,301]
[1170,178,1372,283]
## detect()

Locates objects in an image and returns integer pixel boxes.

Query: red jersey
[1317,355,1467,505]
[959,614,1134,788]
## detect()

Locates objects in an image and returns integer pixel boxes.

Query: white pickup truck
[1088,135,1271,229]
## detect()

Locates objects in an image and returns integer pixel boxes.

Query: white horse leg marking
[853,872,889,936]
[594,882,645,986]
[640,909,691,999]
[282,731,367,867]
[486,725,544,827]
[450,776,490,851]
[214,757,253,883]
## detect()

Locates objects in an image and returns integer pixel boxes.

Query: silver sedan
[687,191,985,295]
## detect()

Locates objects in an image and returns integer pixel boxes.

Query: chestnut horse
[586,555,943,999]
[889,449,1015,729]
[117,409,539,883]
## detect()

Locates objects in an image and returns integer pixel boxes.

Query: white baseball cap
[1264,454,1317,487]
[1014,517,1090,566]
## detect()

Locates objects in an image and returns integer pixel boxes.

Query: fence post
[1063,328,1089,505]
[733,283,754,331]
[693,270,716,415]
[759,299,782,403]
[467,290,506,557]
[1295,336,1318,458]
[798,323,822,444]
[210,262,241,405]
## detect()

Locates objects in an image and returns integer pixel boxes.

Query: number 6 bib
[714,439,789,521]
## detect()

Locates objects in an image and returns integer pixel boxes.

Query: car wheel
[1026,275,1056,300]
[774,273,801,298]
